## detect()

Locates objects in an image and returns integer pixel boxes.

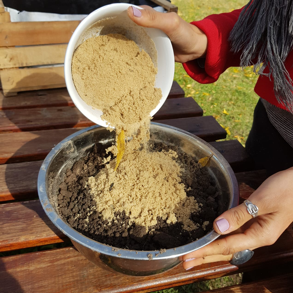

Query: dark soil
[57,142,224,250]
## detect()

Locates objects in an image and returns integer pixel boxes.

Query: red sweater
[183,8,293,112]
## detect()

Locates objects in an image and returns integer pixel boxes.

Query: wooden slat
[0,140,248,203]
[0,106,91,132]
[0,45,67,69]
[151,0,178,12]
[0,200,66,252]
[0,81,185,110]
[0,98,202,132]
[1,66,65,96]
[0,117,225,164]
[167,81,185,98]
[235,170,268,190]
[153,97,202,119]
[0,88,72,110]
[0,128,79,164]
[0,247,236,293]
[158,116,226,142]
[0,161,42,201]
[209,140,253,172]
[1,227,293,292]
[0,176,256,251]
[1,177,293,292]
[0,11,10,23]
[0,21,80,47]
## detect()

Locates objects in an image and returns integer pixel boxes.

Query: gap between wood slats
[0,66,65,96]
[0,45,67,69]
[0,80,185,110]
[0,117,226,164]
[0,21,80,47]
[0,141,249,202]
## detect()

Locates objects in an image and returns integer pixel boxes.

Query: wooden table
[1,81,293,293]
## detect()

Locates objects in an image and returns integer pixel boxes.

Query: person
[127,2,293,271]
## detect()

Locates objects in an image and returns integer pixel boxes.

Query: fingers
[183,254,233,270]
[213,204,253,235]
[181,232,259,262]
[127,6,180,36]
[213,193,266,235]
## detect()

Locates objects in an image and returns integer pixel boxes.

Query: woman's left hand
[181,167,293,270]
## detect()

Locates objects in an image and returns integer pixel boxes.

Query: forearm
[183,7,244,84]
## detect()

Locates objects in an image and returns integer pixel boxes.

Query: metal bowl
[38,123,239,276]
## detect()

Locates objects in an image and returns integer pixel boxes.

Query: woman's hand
[127,6,207,63]
[181,167,293,270]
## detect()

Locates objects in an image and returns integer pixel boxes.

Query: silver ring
[244,199,259,218]
[230,249,254,266]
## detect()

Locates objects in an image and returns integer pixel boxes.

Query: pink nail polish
[132,6,142,18]
[216,218,229,233]
[184,258,196,262]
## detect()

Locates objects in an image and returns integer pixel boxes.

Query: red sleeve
[183,8,244,84]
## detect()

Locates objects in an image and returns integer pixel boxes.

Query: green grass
[173,0,259,145]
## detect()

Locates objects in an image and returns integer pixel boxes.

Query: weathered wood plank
[153,97,203,120]
[1,231,293,293]
[0,45,67,69]
[0,105,91,132]
[0,179,256,251]
[0,247,236,293]
[0,88,71,110]
[0,161,42,201]
[0,81,185,110]
[0,66,65,96]
[0,141,250,202]
[209,140,254,172]
[0,98,202,132]
[158,116,226,142]
[0,117,225,164]
[151,0,178,12]
[0,200,66,252]
[235,170,268,190]
[0,21,79,46]
[0,11,10,23]
[168,81,185,98]
[0,128,80,164]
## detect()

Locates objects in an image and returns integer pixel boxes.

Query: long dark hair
[229,0,293,112]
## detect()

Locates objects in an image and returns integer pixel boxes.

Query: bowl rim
[64,3,175,128]
[38,123,239,260]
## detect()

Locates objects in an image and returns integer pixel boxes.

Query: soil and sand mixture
[59,33,223,251]
[57,141,223,250]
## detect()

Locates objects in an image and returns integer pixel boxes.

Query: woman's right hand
[127,6,207,63]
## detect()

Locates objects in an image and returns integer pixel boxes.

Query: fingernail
[184,258,196,262]
[216,218,229,233]
[132,6,142,17]
[185,266,194,271]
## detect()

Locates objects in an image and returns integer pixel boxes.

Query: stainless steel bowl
[38,123,239,276]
